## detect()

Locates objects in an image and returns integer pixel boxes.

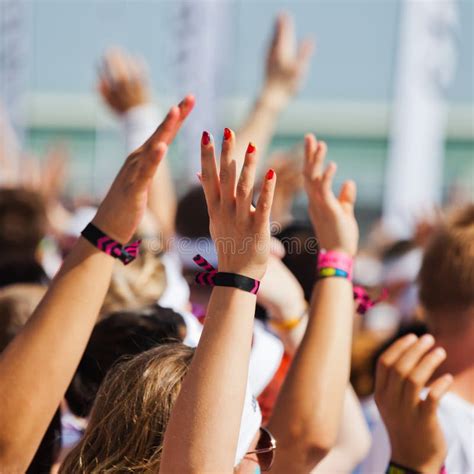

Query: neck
[428,308,474,404]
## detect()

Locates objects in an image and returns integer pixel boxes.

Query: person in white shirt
[361,205,474,474]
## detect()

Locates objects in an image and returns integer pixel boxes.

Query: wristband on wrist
[269,305,307,332]
[385,461,447,474]
[193,255,260,295]
[316,249,388,315]
[385,461,421,474]
[317,249,354,280]
[81,223,141,265]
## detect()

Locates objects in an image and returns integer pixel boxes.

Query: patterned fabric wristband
[317,249,353,280]
[193,255,260,295]
[81,223,141,265]
[318,267,350,279]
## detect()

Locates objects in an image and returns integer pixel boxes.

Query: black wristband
[213,272,260,294]
[81,223,140,265]
[193,255,260,294]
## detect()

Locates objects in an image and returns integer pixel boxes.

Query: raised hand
[199,129,276,280]
[375,334,453,473]
[93,95,194,243]
[303,134,358,256]
[98,48,151,114]
[263,13,314,108]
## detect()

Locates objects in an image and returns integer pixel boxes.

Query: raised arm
[160,130,276,473]
[234,13,313,169]
[313,385,371,474]
[0,100,192,471]
[267,134,358,473]
[375,334,452,474]
[98,49,194,246]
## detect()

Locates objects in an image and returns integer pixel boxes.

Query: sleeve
[120,103,164,154]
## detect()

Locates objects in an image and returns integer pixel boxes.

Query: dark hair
[276,223,319,302]
[175,186,210,238]
[0,188,47,260]
[26,409,62,474]
[66,305,187,417]
[0,258,50,288]
[381,239,417,262]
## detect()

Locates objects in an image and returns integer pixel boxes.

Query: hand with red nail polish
[303,134,359,256]
[200,131,276,280]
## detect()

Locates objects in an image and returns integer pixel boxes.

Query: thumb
[338,180,357,212]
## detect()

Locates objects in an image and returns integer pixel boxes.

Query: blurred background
[1,0,473,235]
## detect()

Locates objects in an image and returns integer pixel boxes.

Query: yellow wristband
[269,306,307,332]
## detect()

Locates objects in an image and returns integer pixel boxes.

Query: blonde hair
[101,247,167,316]
[419,204,474,314]
[60,343,194,473]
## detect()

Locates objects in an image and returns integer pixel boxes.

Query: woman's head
[61,343,194,473]
[65,306,187,418]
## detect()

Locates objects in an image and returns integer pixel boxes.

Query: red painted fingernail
[247,142,256,154]
[202,131,211,146]
[266,169,275,180]
[223,127,232,141]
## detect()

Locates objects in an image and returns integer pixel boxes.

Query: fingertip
[179,94,195,110]
[326,161,337,175]
[304,134,317,157]
[246,142,256,155]
[201,131,212,147]
[433,347,447,359]
[405,333,418,344]
[317,140,327,154]
[443,373,454,384]
[167,105,180,118]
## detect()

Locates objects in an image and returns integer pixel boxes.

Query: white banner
[169,0,232,185]
[383,0,459,238]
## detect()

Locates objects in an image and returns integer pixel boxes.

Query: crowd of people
[0,12,472,474]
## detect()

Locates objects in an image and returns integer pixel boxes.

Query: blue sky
[26,0,473,103]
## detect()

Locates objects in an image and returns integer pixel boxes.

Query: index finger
[375,334,418,393]
[147,95,195,146]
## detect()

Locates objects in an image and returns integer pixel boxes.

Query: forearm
[312,386,371,474]
[161,287,257,473]
[235,86,286,172]
[149,157,177,246]
[0,238,113,469]
[268,278,354,471]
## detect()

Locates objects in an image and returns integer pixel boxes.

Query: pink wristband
[317,249,353,280]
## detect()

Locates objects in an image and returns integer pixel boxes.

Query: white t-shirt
[360,393,474,474]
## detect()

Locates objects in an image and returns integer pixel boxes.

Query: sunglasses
[245,427,277,471]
